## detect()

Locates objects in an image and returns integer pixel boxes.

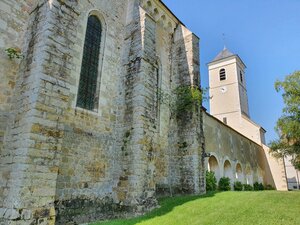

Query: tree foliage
[269,71,300,169]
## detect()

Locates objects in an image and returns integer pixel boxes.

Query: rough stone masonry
[0,0,205,224]
[1,0,287,224]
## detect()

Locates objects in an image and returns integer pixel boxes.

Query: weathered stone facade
[0,0,288,225]
[0,0,205,224]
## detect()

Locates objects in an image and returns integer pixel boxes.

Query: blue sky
[163,0,300,143]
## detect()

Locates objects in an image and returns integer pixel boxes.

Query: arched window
[77,15,102,110]
[219,68,226,81]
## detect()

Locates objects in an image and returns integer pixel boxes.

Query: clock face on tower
[221,86,227,93]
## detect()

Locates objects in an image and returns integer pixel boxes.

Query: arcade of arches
[207,155,258,186]
[204,112,274,187]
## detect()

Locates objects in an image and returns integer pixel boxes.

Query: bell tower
[208,47,249,124]
[208,47,266,144]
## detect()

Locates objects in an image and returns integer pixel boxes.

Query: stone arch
[147,0,152,8]
[167,21,173,33]
[88,9,107,43]
[256,167,264,183]
[153,8,160,20]
[245,165,253,185]
[208,155,220,181]
[223,160,233,181]
[235,163,243,182]
[157,15,166,27]
[142,0,153,13]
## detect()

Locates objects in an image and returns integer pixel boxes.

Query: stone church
[0,0,287,225]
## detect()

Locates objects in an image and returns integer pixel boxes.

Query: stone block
[21,209,32,220]
[3,208,20,220]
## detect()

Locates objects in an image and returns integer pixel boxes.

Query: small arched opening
[235,163,243,182]
[257,167,264,183]
[245,166,253,185]
[224,160,233,181]
[208,155,220,181]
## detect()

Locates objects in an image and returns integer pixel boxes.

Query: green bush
[243,184,253,191]
[253,182,259,191]
[206,171,217,191]
[234,181,243,191]
[218,177,231,191]
[265,184,275,190]
[253,182,265,191]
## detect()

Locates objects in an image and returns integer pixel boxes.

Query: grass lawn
[90,191,300,225]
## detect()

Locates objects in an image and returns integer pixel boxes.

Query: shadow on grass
[90,192,216,225]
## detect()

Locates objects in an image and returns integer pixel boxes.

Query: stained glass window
[77,15,102,110]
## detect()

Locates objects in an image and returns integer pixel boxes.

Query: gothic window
[240,71,243,83]
[76,15,102,110]
[220,68,226,81]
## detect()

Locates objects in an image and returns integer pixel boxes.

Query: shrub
[253,182,259,191]
[243,184,253,191]
[5,47,23,59]
[265,184,275,190]
[218,177,231,191]
[206,171,217,191]
[234,181,243,191]
[253,182,265,191]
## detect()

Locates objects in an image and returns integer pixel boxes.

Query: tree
[269,71,300,170]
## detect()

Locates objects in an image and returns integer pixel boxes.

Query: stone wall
[204,110,265,184]
[203,110,287,190]
[0,0,45,224]
[165,24,204,195]
[0,0,204,224]
[0,0,38,151]
[54,0,128,223]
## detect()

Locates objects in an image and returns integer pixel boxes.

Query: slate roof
[212,47,235,61]
[208,47,247,69]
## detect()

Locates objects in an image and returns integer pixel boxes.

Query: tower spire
[222,33,226,50]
